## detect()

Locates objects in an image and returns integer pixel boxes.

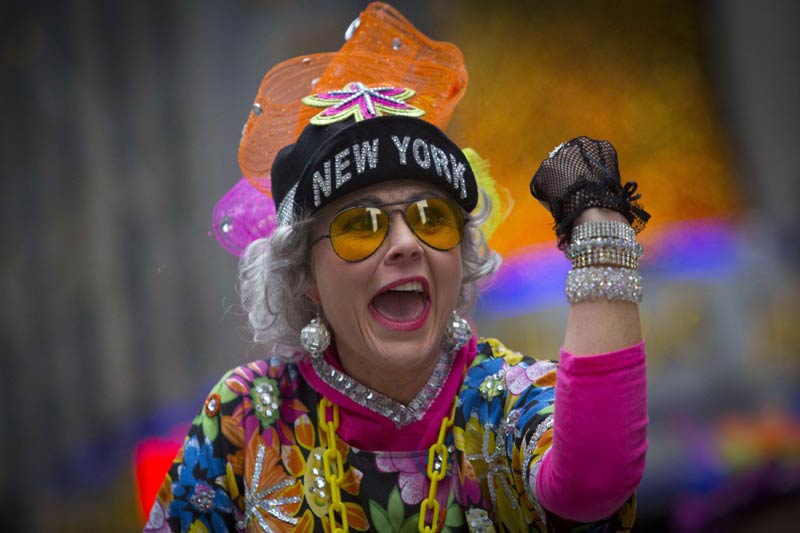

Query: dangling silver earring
[443,310,471,353]
[300,312,330,358]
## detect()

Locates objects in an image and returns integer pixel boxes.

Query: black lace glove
[530,136,650,249]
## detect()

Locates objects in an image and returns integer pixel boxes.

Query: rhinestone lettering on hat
[334,147,352,189]
[430,144,452,181]
[449,153,468,199]
[312,162,333,207]
[276,183,298,226]
[309,135,469,208]
[352,139,379,174]
[412,138,431,169]
[391,135,411,164]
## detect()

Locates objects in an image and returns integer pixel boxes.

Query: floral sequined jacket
[145,337,636,532]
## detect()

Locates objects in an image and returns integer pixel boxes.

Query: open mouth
[369,279,431,331]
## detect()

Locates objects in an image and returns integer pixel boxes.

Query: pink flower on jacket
[504,360,557,395]
[223,359,306,445]
[375,454,451,505]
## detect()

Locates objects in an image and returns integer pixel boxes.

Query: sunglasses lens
[405,198,464,250]
[327,198,464,261]
[329,206,389,261]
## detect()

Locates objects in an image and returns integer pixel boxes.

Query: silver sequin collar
[310,350,456,428]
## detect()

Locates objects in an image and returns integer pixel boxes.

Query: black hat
[271,116,478,225]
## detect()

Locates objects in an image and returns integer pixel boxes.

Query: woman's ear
[305,262,320,303]
[305,282,320,304]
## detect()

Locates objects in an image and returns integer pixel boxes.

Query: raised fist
[530,136,650,248]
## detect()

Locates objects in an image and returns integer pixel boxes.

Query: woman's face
[307,180,463,375]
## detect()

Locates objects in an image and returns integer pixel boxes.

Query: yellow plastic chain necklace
[318,391,459,533]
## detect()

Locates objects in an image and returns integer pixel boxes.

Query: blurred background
[1,0,798,530]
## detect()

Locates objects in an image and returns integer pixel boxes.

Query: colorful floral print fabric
[146,338,635,532]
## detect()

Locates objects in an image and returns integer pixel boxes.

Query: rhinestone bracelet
[565,266,643,304]
[565,237,644,258]
[565,237,643,269]
[571,220,635,243]
[571,248,640,269]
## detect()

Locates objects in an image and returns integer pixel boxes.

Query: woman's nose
[384,211,422,263]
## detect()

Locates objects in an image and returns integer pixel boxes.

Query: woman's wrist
[564,209,644,305]
[573,207,629,226]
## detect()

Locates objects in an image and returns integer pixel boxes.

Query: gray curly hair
[239,190,502,359]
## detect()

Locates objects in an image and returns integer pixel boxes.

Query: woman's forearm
[562,208,643,356]
[536,207,647,520]
[537,342,648,521]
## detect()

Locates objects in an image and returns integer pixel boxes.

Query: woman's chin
[369,334,442,369]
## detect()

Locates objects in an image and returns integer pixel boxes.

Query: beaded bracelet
[571,248,640,269]
[571,220,635,244]
[565,266,643,304]
[566,237,644,257]
[565,237,644,269]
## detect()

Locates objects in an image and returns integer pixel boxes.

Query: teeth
[389,281,424,293]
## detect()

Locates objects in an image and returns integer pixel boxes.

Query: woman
[146,3,649,532]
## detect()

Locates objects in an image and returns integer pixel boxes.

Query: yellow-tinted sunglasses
[311,197,465,262]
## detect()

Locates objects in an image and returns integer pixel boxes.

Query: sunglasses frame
[311,196,466,262]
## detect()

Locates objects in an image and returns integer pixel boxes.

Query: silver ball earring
[443,310,471,353]
[300,314,331,358]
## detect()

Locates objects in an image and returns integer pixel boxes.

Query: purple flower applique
[375,453,451,506]
[504,360,557,395]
